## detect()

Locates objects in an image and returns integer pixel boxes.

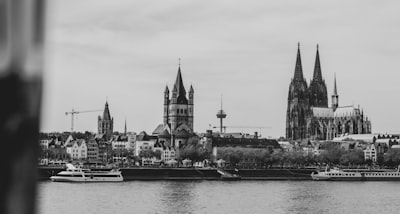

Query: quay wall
[38,167,315,181]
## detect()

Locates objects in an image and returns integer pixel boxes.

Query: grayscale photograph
[1,0,400,214]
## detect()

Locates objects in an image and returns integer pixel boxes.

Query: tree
[340,150,364,166]
[154,150,162,160]
[384,149,400,167]
[139,150,156,159]
[180,138,210,162]
[318,144,344,165]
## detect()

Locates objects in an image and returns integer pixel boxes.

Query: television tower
[216,96,227,133]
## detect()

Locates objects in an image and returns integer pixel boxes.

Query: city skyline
[41,0,400,138]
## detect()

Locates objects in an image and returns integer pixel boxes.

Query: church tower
[98,101,114,139]
[308,45,328,107]
[163,85,169,125]
[331,74,339,111]
[286,44,310,140]
[164,65,194,135]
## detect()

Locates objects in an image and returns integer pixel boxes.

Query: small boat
[217,169,241,181]
[311,165,400,181]
[50,163,123,182]
[221,173,242,181]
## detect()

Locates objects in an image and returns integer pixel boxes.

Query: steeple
[124,118,127,135]
[293,42,304,81]
[313,44,323,82]
[103,101,111,120]
[98,100,114,139]
[175,66,186,96]
[331,73,339,111]
[173,65,188,104]
[333,73,338,95]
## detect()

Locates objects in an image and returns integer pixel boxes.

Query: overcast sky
[41,0,400,138]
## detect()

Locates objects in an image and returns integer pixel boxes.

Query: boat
[50,163,123,182]
[311,165,400,181]
[221,173,242,181]
[217,169,241,181]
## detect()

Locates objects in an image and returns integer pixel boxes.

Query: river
[37,180,400,214]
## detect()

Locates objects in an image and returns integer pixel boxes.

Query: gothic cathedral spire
[308,44,328,107]
[293,42,304,81]
[313,44,322,82]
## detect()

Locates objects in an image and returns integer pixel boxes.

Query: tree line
[217,144,400,169]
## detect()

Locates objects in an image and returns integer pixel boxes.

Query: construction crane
[65,108,102,132]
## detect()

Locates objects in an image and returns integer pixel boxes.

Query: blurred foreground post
[0,0,46,214]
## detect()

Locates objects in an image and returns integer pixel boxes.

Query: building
[364,143,377,162]
[206,130,282,160]
[153,64,195,151]
[134,131,157,156]
[68,139,87,160]
[39,139,50,150]
[286,44,372,141]
[87,139,99,162]
[111,135,132,150]
[162,147,176,162]
[95,134,112,163]
[98,101,114,140]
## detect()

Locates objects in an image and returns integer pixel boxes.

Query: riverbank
[37,166,315,181]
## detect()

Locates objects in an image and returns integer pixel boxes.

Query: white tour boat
[311,165,400,181]
[50,163,123,182]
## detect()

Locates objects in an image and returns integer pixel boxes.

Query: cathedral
[286,44,372,141]
[98,101,114,140]
[153,65,194,149]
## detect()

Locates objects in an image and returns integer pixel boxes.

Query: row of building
[39,131,176,165]
[279,133,400,163]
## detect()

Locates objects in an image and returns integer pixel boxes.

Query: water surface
[37,181,400,214]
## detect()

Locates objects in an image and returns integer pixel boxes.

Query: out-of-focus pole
[0,0,46,214]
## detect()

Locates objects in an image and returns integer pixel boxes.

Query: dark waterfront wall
[37,167,314,180]
[225,169,314,180]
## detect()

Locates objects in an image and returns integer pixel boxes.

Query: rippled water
[37,181,400,214]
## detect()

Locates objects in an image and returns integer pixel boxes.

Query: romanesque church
[152,65,194,149]
[286,44,372,141]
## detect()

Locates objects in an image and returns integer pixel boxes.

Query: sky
[41,0,400,138]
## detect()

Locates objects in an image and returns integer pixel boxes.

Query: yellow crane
[65,108,102,132]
